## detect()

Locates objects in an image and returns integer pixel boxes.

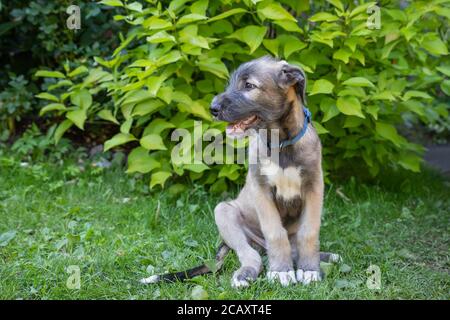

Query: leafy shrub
[10,124,75,162]
[0,0,124,136]
[36,0,450,190]
[0,75,35,136]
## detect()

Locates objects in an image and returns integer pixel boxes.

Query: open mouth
[225,115,260,138]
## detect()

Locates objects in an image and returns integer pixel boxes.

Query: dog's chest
[260,160,302,200]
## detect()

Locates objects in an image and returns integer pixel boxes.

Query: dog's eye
[244,82,256,90]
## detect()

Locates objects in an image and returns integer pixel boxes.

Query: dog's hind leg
[214,201,262,288]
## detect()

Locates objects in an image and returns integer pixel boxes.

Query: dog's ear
[279,64,307,104]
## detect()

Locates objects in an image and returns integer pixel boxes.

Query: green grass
[0,155,449,300]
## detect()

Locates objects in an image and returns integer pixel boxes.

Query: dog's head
[210,56,306,137]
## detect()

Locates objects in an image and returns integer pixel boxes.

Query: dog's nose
[210,100,221,117]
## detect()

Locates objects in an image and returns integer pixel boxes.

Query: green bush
[36,0,450,190]
[0,75,35,135]
[0,0,124,137]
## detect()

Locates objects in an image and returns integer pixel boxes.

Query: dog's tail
[140,242,230,284]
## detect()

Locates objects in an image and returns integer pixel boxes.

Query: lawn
[0,155,449,300]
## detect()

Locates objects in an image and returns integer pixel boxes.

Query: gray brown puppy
[141,56,340,288]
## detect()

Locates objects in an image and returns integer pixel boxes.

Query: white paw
[296,269,321,285]
[231,276,250,288]
[140,275,159,284]
[330,253,342,263]
[267,271,297,287]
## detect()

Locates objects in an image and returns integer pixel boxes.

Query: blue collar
[277,106,312,149]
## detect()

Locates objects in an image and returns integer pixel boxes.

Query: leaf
[99,0,123,6]
[98,110,119,124]
[421,34,448,56]
[66,109,87,130]
[333,48,352,63]
[191,0,208,15]
[257,2,296,22]
[183,35,210,49]
[143,119,175,135]
[150,171,172,189]
[402,91,432,101]
[284,40,307,59]
[146,31,176,43]
[208,8,247,23]
[336,96,364,118]
[122,89,153,106]
[178,13,207,25]
[436,65,450,77]
[126,1,142,12]
[352,50,365,66]
[371,91,396,101]
[441,80,450,96]
[68,66,88,78]
[327,0,344,12]
[70,89,92,109]
[54,119,73,144]
[132,100,164,117]
[263,39,279,57]
[321,98,339,122]
[35,70,65,78]
[349,2,376,18]
[343,116,364,128]
[191,285,209,300]
[339,264,352,273]
[274,20,302,33]
[375,122,404,146]
[120,119,133,134]
[36,92,59,102]
[366,105,379,120]
[210,178,227,194]
[310,79,334,95]
[104,133,137,151]
[178,100,211,120]
[197,58,229,79]
[183,163,209,173]
[229,26,267,54]
[143,16,172,30]
[398,248,416,260]
[140,134,167,151]
[398,153,421,172]
[146,76,165,96]
[342,77,375,88]
[312,121,329,134]
[157,50,182,66]
[218,165,241,181]
[309,12,339,22]
[381,40,399,60]
[169,0,190,12]
[0,230,17,247]
[335,279,357,289]
[40,103,66,116]
[126,147,160,174]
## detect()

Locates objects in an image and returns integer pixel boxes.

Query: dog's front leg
[255,191,297,286]
[296,185,323,285]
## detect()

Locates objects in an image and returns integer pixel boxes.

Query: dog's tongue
[226,123,246,138]
[225,115,257,138]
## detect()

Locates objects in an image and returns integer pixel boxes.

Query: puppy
[141,56,340,288]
